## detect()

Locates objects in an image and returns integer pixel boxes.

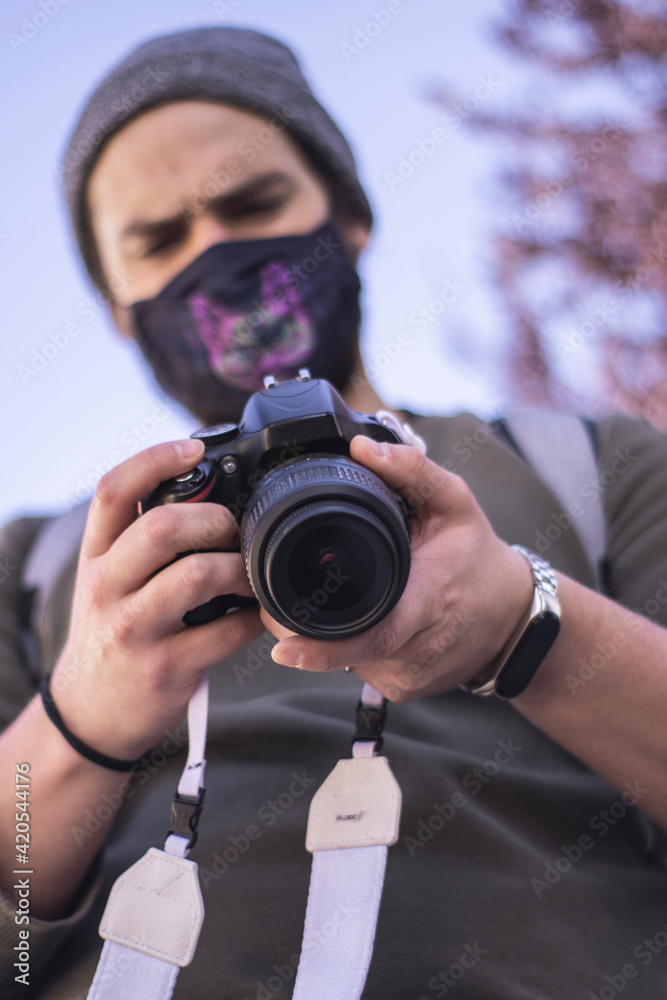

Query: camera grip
[183,592,258,627]
[164,547,258,626]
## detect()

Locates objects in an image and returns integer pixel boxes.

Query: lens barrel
[241,454,410,638]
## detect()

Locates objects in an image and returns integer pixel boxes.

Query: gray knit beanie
[63,25,373,290]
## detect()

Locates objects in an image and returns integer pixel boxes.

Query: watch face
[495,612,561,699]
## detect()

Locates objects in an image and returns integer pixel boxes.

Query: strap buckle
[167,788,206,849]
[352,697,388,754]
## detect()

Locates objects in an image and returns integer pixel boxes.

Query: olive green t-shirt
[1,412,667,999]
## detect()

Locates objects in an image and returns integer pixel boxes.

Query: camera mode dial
[191,423,238,446]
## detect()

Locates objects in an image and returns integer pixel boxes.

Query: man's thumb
[349,435,458,515]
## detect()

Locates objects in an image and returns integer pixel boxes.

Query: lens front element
[242,455,410,638]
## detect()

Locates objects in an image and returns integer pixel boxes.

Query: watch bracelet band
[460,545,560,699]
[513,544,558,599]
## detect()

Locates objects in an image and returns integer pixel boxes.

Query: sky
[0,0,530,525]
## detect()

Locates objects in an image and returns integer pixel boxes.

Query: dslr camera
[141,370,417,639]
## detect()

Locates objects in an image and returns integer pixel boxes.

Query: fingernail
[272,645,301,667]
[176,439,205,460]
[365,438,387,459]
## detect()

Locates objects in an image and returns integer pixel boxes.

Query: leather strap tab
[99,847,204,967]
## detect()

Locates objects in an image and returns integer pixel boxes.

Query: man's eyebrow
[120,171,294,243]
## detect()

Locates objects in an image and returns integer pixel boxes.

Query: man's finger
[106,501,238,597]
[133,551,255,637]
[82,439,205,558]
[349,435,466,517]
[270,582,428,672]
[166,606,265,675]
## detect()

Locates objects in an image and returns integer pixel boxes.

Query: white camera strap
[86,672,209,1000]
[292,682,401,1000]
[86,679,400,1000]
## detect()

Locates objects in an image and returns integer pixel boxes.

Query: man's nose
[188,213,234,257]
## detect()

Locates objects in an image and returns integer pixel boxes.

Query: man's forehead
[120,172,296,241]
[91,101,281,180]
[87,102,300,226]
[111,100,275,146]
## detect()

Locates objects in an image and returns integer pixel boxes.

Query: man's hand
[51,439,263,760]
[266,435,532,701]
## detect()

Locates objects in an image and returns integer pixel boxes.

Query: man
[1,25,667,999]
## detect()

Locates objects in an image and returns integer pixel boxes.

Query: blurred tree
[434,0,667,428]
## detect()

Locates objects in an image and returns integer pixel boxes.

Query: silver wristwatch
[460,545,561,699]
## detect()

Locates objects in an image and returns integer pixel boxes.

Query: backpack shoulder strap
[497,408,605,592]
[21,500,91,641]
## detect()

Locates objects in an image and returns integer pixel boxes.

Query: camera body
[141,372,412,638]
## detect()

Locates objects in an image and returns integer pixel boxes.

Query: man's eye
[246,198,284,213]
[140,233,184,258]
[136,195,288,258]
[223,197,286,220]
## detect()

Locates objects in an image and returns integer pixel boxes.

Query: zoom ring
[241,457,404,570]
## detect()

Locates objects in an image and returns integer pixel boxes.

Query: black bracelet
[39,673,142,772]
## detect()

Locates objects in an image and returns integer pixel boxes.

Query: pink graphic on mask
[189,260,314,390]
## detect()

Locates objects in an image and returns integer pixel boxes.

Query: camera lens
[286,522,378,613]
[241,455,410,638]
[266,501,398,628]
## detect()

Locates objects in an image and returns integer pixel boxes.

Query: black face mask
[130,221,361,425]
